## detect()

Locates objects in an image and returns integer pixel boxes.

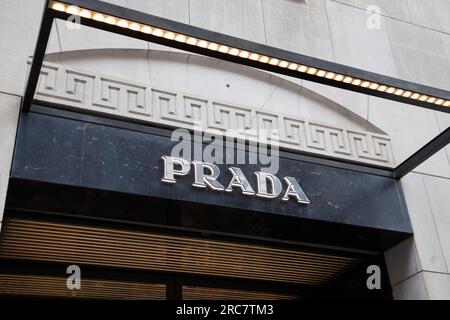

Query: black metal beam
[21,0,52,112]
[46,0,450,114]
[20,0,450,178]
[394,127,450,179]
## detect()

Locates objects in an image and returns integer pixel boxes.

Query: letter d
[255,172,282,199]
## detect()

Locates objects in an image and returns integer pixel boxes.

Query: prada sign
[161,156,310,204]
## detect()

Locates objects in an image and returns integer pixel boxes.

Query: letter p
[161,156,191,183]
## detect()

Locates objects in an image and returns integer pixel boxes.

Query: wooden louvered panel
[183,286,297,300]
[0,218,357,285]
[0,274,166,299]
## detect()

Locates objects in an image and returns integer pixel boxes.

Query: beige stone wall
[0,0,449,299]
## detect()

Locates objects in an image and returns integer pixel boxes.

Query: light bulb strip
[48,1,450,111]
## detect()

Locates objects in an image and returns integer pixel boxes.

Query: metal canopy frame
[23,0,450,179]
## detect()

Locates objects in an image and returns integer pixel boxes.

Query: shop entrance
[0,202,391,300]
[0,106,411,300]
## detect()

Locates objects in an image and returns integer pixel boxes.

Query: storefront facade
[0,0,449,299]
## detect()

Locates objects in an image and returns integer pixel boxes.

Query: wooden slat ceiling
[0,217,357,294]
[183,286,297,300]
[0,274,166,299]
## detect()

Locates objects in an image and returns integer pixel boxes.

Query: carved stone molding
[34,61,395,167]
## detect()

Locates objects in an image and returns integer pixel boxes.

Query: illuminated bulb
[317,70,326,77]
[129,23,141,31]
[325,72,335,79]
[427,97,436,103]
[92,13,105,22]
[105,16,117,25]
[66,5,79,15]
[229,48,239,56]
[259,56,269,63]
[307,68,317,75]
[141,26,152,34]
[186,37,197,45]
[164,32,175,40]
[269,58,279,65]
[394,89,404,96]
[343,76,353,83]
[369,83,379,90]
[402,91,412,98]
[197,40,208,48]
[79,10,92,18]
[378,85,387,92]
[288,63,298,70]
[435,99,444,105]
[361,81,370,88]
[52,3,66,12]
[249,53,259,60]
[239,51,250,58]
[298,65,308,73]
[334,74,344,81]
[117,20,129,28]
[419,95,428,101]
[175,34,186,42]
[352,79,362,86]
[444,101,450,107]
[152,29,164,37]
[411,93,420,99]
[218,45,229,53]
[386,87,396,94]
[278,61,289,68]
[208,43,219,51]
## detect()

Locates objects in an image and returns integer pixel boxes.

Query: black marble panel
[11,107,412,235]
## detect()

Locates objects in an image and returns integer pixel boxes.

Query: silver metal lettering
[161,156,191,184]
[161,156,310,205]
[255,172,283,199]
[225,167,255,195]
[192,161,225,191]
[282,176,310,204]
